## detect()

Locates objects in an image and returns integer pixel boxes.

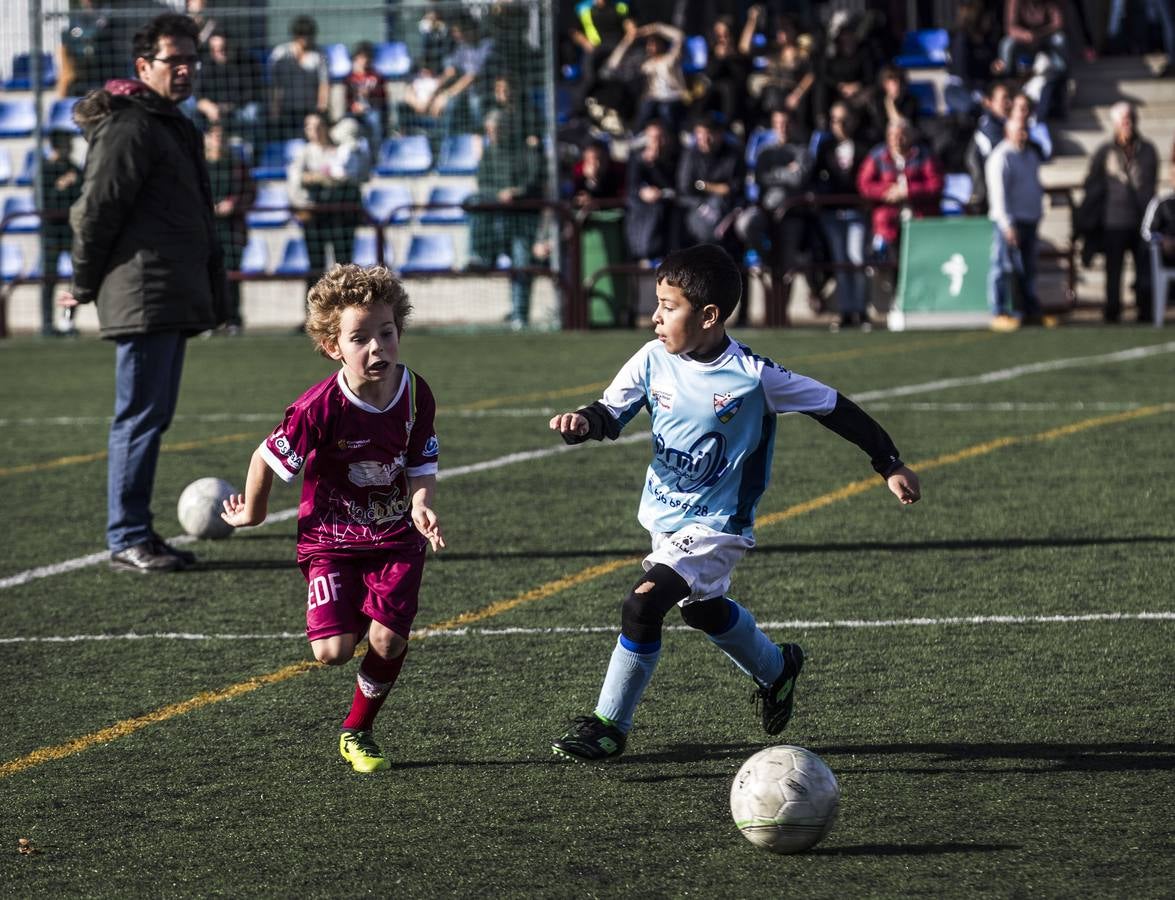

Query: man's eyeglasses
[149,55,201,71]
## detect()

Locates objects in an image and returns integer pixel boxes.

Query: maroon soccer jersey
[259,367,438,561]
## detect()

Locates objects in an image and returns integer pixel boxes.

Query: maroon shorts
[299,545,426,642]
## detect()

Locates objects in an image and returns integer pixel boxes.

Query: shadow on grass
[818,741,1175,774]
[811,842,1019,856]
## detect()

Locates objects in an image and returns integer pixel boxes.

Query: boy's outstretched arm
[806,394,921,505]
[221,448,275,528]
[408,473,446,551]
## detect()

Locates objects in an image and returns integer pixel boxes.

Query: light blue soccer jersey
[598,337,837,538]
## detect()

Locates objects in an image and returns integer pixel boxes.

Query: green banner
[891,216,992,329]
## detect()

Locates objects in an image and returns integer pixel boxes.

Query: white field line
[2,340,1173,593]
[2,611,1171,644]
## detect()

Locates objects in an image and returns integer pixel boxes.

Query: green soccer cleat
[339,729,390,773]
[754,643,805,735]
[551,714,627,762]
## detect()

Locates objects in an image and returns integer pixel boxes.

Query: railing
[0,189,1083,335]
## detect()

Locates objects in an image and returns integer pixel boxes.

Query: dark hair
[132,13,200,61]
[655,243,741,321]
[290,15,317,39]
[353,40,375,58]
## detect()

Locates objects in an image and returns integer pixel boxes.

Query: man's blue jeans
[107,332,187,551]
[989,220,1041,319]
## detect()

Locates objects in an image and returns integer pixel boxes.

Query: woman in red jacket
[856,118,944,258]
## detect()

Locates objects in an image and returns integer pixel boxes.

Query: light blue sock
[594,635,661,733]
[706,599,784,688]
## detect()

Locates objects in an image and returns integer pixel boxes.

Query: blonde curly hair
[305,264,412,356]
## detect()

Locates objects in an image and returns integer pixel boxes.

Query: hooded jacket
[69,79,226,337]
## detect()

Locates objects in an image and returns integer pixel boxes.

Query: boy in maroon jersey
[221,264,444,773]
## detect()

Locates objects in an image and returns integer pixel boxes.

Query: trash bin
[580,208,628,326]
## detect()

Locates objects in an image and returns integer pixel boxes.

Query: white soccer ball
[730,745,840,854]
[177,477,238,540]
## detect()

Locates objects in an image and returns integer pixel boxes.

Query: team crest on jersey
[422,435,439,458]
[713,392,743,424]
[650,387,674,411]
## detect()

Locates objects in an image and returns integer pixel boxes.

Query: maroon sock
[341,647,407,732]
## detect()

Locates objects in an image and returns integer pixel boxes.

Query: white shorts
[644,522,754,602]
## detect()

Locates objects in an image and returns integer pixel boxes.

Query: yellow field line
[0,432,255,478]
[1,401,1170,780]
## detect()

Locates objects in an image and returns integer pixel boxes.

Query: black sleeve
[804,392,904,477]
[560,401,623,445]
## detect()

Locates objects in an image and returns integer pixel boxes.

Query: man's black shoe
[151,531,197,566]
[110,540,184,573]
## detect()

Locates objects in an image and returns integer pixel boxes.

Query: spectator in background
[38,130,83,337]
[572,140,625,206]
[965,80,1014,211]
[1141,164,1175,321]
[856,118,944,261]
[864,65,920,146]
[677,113,744,248]
[999,0,1068,117]
[699,16,751,137]
[488,74,541,151]
[345,41,388,145]
[186,0,218,46]
[1106,0,1175,77]
[604,22,688,134]
[63,13,226,572]
[287,113,365,309]
[196,29,262,142]
[204,122,255,334]
[813,101,871,331]
[1081,102,1158,322]
[400,63,443,135]
[268,15,330,141]
[986,118,1047,328]
[416,3,452,72]
[568,0,635,109]
[624,119,679,263]
[469,110,544,329]
[947,0,1002,115]
[56,0,117,98]
[430,14,494,136]
[816,11,876,129]
[743,8,815,133]
[733,107,811,277]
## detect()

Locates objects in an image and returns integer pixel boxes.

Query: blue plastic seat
[246,183,292,229]
[419,184,471,224]
[436,133,479,175]
[48,98,81,134]
[364,184,413,225]
[376,135,433,177]
[0,99,37,138]
[2,195,40,232]
[682,34,708,75]
[373,41,411,79]
[399,233,455,273]
[251,139,305,180]
[894,28,950,68]
[352,230,389,267]
[14,148,39,187]
[0,148,11,185]
[239,234,269,273]
[941,172,973,215]
[1,243,23,281]
[325,43,352,82]
[908,80,938,117]
[275,236,310,274]
[6,52,56,90]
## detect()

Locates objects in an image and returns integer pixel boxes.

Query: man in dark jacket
[62,12,226,573]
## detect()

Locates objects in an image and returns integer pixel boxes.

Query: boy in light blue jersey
[550,243,921,761]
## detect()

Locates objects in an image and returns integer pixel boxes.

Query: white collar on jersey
[335,366,408,413]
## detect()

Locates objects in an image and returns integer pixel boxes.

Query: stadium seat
[419,184,471,224]
[325,43,352,82]
[436,133,479,175]
[894,28,950,68]
[399,233,455,273]
[240,234,269,274]
[0,99,37,138]
[908,80,938,117]
[376,135,433,176]
[364,184,413,225]
[0,148,12,186]
[1,242,23,281]
[252,139,305,181]
[246,183,292,229]
[373,41,412,79]
[2,195,40,232]
[48,97,81,134]
[275,236,310,274]
[5,52,56,90]
[14,148,38,187]
[1149,241,1175,327]
[941,173,973,215]
[352,230,386,267]
[682,35,708,75]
